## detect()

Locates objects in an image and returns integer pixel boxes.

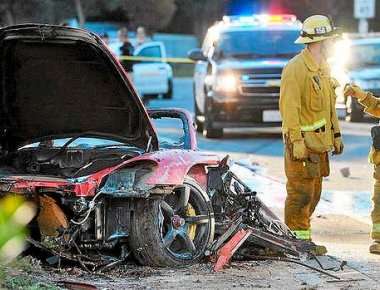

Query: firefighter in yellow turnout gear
[280,15,343,253]
[344,84,380,254]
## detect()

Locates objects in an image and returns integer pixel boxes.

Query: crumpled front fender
[142,150,219,186]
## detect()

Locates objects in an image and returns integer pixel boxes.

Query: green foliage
[0,263,6,281]
[0,196,35,264]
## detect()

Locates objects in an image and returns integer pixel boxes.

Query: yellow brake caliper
[185,203,197,240]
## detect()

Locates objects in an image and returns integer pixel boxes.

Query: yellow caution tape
[119,55,194,64]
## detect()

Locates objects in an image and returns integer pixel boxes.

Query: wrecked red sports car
[0,24,319,272]
[0,24,220,267]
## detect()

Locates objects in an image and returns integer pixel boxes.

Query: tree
[122,0,177,32]
[0,0,75,26]
[78,0,177,32]
[167,0,225,37]
[0,0,16,25]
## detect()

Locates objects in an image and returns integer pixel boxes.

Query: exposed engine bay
[1,142,143,178]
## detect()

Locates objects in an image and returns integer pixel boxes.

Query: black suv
[189,15,303,138]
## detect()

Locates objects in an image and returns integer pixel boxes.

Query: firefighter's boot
[370,241,380,254]
[292,230,327,256]
[312,244,328,256]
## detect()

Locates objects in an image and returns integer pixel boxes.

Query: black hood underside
[0,25,157,152]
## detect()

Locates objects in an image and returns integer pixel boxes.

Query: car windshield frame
[19,136,142,151]
[213,29,302,59]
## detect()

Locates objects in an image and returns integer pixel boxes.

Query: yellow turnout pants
[372,165,380,240]
[284,148,329,240]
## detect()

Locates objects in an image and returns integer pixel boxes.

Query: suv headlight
[214,73,238,93]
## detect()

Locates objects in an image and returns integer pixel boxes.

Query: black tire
[346,96,363,122]
[163,79,173,99]
[129,177,215,267]
[203,127,223,139]
[203,97,223,138]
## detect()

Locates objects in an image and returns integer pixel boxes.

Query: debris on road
[340,167,351,178]
[57,280,98,290]
[206,156,334,276]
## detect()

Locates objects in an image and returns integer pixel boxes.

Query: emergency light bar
[223,14,297,24]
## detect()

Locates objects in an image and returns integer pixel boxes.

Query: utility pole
[354,0,375,34]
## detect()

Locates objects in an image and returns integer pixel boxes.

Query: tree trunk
[74,0,85,27]
[4,8,14,25]
[1,0,16,25]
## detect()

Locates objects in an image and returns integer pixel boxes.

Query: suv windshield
[350,43,380,67]
[214,30,301,59]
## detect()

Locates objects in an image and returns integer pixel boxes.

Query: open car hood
[0,24,158,152]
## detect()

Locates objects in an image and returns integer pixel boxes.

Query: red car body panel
[3,150,219,197]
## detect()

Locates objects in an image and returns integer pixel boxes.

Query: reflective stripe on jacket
[292,229,311,240]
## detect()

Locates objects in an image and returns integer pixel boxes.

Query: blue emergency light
[223,14,297,24]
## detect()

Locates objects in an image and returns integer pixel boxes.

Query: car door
[133,42,169,96]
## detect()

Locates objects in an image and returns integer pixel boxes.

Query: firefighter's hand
[333,137,344,155]
[292,140,308,160]
[344,84,368,100]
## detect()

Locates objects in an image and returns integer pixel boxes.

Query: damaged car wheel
[130,177,215,266]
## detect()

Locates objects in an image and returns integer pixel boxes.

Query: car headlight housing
[214,73,238,93]
[100,164,155,197]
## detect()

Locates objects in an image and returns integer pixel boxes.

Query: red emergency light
[254,14,297,23]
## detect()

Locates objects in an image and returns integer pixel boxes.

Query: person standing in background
[118,27,134,75]
[343,84,380,254]
[136,26,147,46]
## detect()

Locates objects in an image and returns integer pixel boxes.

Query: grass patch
[0,264,6,283]
[0,257,59,290]
[4,276,58,290]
